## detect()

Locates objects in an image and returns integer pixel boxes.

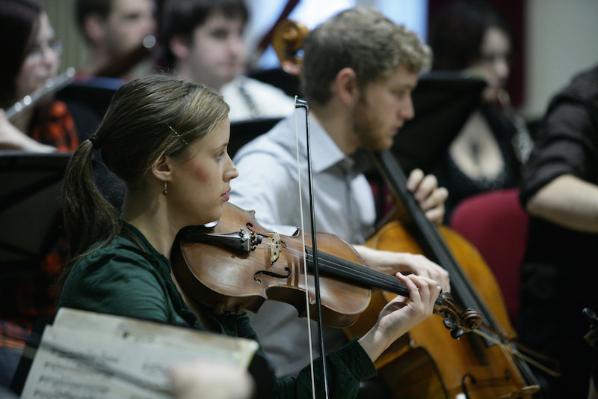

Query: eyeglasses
[26,38,63,61]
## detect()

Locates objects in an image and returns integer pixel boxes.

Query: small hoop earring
[162,182,168,196]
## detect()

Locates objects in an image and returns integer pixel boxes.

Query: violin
[171,202,480,337]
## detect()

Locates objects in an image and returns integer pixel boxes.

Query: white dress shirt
[230,111,376,376]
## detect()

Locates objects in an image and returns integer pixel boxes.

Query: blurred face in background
[176,12,246,91]
[15,12,60,99]
[467,26,511,103]
[102,0,155,57]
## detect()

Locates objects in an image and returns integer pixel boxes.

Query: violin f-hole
[254,267,292,283]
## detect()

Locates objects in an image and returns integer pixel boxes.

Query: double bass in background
[270,19,553,399]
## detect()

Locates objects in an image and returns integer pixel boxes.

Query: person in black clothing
[428,0,532,221]
[519,64,598,399]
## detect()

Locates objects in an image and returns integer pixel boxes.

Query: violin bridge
[269,232,281,264]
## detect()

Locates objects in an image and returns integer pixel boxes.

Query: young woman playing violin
[58,74,442,398]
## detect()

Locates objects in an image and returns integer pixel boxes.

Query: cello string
[472,329,560,377]
[375,152,498,329]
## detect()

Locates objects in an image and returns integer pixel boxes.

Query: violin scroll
[434,292,482,339]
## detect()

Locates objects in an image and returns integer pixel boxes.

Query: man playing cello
[230,6,450,380]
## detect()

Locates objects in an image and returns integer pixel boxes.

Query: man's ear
[333,67,360,107]
[170,35,191,60]
[83,15,106,45]
[151,154,173,183]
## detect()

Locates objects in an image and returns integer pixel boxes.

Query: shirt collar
[302,113,351,173]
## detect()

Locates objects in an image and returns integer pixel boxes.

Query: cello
[344,151,543,398]
[270,19,547,398]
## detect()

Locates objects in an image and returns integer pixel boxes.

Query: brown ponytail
[62,74,228,267]
[62,138,119,262]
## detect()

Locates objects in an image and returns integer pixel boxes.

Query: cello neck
[371,150,497,327]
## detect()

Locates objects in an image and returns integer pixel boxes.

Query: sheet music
[53,308,257,367]
[21,308,259,399]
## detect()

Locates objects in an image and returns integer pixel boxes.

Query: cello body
[346,221,533,398]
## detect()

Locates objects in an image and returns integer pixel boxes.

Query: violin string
[257,232,561,378]
[263,242,405,293]
[309,252,404,292]
[258,241,407,294]
[259,240,388,288]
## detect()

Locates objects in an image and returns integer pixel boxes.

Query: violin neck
[305,249,408,296]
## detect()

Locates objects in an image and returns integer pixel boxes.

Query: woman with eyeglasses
[0,0,78,152]
[0,0,79,389]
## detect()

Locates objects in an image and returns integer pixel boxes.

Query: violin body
[171,203,371,327]
[346,220,535,398]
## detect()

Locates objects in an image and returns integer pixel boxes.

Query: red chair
[450,189,529,322]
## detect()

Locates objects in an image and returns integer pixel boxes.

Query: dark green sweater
[59,224,376,398]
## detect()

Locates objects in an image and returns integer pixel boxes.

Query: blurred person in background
[0,0,79,390]
[428,0,532,221]
[519,64,598,399]
[0,0,78,152]
[74,0,156,79]
[160,0,294,121]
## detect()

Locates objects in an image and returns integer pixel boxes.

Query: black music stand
[249,67,301,98]
[56,77,122,141]
[392,71,486,172]
[229,117,282,158]
[0,152,70,271]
